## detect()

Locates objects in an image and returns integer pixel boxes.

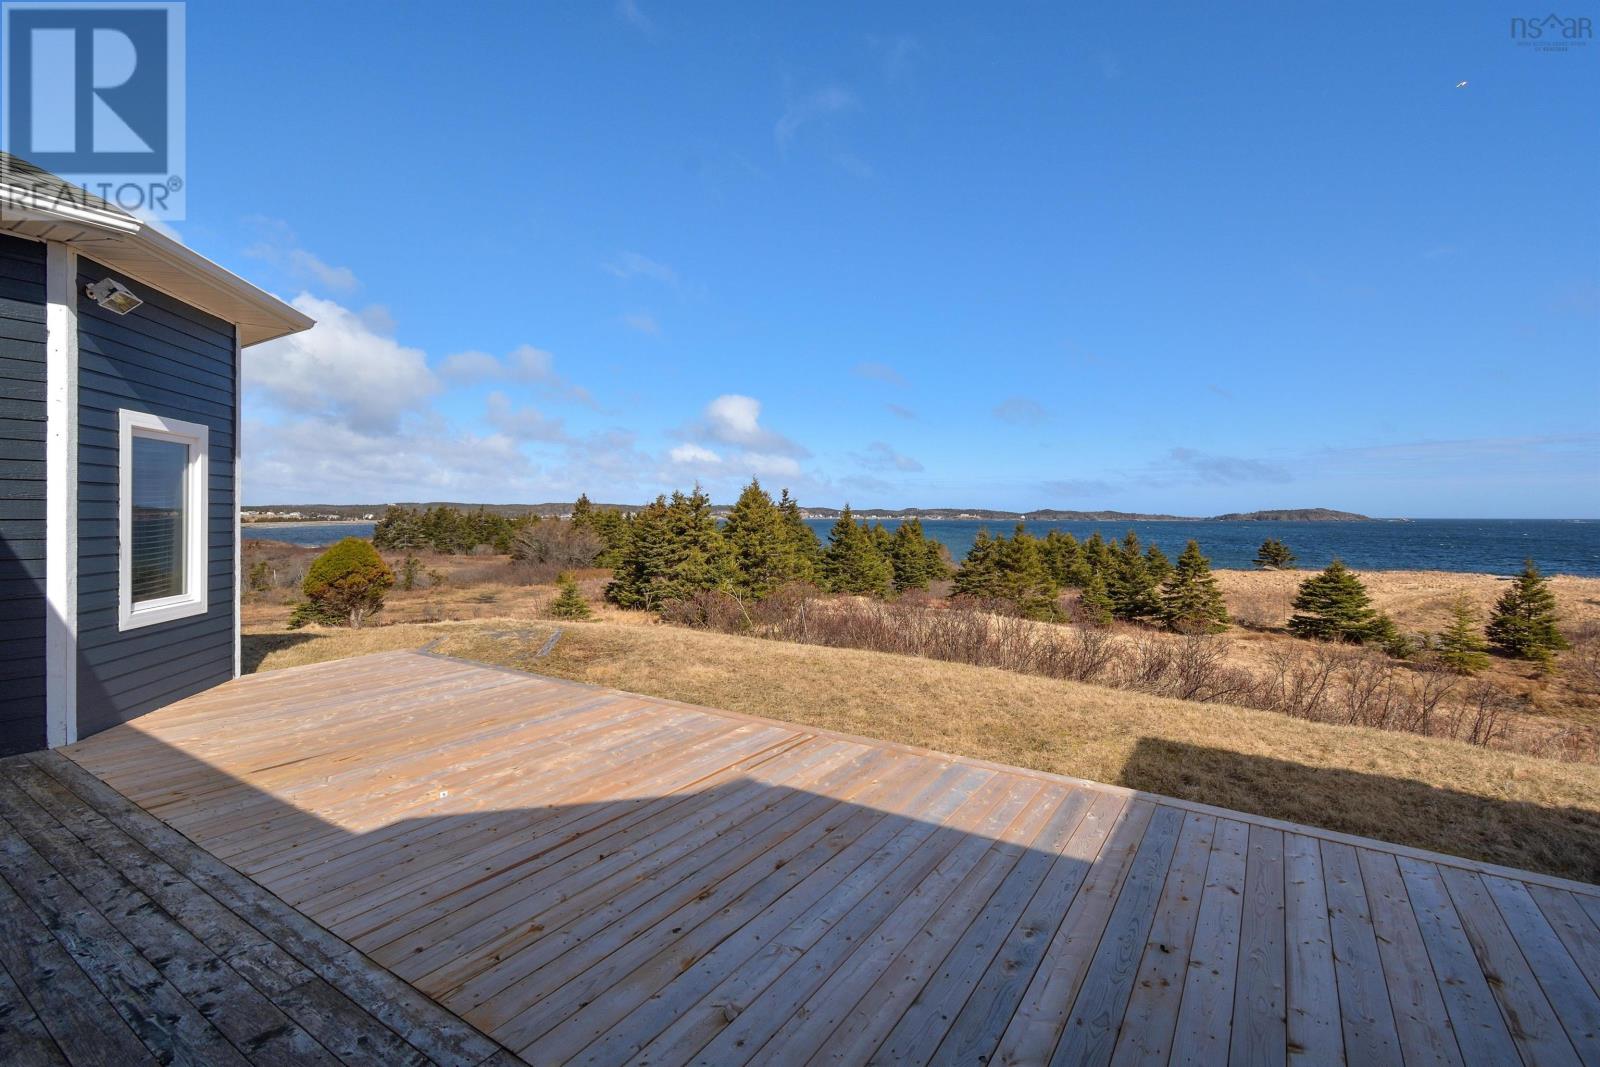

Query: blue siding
[0,234,47,755]
[76,256,237,740]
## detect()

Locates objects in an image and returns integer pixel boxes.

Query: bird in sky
[1456,80,1469,88]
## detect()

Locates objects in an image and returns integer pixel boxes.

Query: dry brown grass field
[1215,567,1600,727]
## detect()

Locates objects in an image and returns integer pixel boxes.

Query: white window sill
[120,593,208,631]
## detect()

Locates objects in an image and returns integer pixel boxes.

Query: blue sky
[175,1,1597,516]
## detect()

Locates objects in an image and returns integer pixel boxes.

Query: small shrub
[512,520,603,568]
[1567,623,1600,696]
[549,573,592,619]
[246,560,273,593]
[1252,538,1296,570]
[1435,594,1490,673]
[290,537,393,629]
[398,554,422,591]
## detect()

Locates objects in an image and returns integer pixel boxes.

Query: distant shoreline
[241,519,369,529]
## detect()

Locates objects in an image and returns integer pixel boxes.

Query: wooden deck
[36,649,1600,1065]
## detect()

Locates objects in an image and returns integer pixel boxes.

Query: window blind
[130,435,189,604]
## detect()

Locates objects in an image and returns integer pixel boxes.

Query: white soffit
[0,161,313,346]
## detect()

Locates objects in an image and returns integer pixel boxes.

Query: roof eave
[128,224,315,346]
[0,178,313,347]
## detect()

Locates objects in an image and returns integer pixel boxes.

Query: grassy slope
[248,618,1600,883]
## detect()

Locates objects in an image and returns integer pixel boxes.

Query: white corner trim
[233,328,242,678]
[44,241,78,748]
[117,409,209,631]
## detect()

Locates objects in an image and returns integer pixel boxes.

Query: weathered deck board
[28,648,1598,1066]
[1,747,509,1067]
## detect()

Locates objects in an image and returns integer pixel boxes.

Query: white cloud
[439,350,503,384]
[434,344,595,406]
[244,218,359,294]
[699,394,806,456]
[663,395,814,484]
[511,345,595,406]
[705,394,763,442]
[244,415,540,503]
[245,293,437,434]
[287,249,359,293]
[739,452,802,477]
[485,391,568,443]
[670,443,721,464]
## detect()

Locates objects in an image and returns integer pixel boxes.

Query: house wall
[0,234,47,755]
[76,256,237,739]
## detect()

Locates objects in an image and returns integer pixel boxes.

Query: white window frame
[119,409,209,630]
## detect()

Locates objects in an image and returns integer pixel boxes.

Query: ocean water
[840,519,1600,577]
[245,518,1600,576]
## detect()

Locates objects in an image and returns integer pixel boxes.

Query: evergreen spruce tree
[247,559,274,593]
[820,505,893,597]
[1287,560,1380,642]
[1435,594,1490,673]
[1107,531,1161,622]
[889,519,935,593]
[548,573,592,619]
[1076,572,1114,627]
[952,529,1005,599]
[1486,560,1569,663]
[1253,538,1296,570]
[605,497,672,609]
[997,524,1061,620]
[819,506,858,591]
[722,479,800,599]
[397,553,421,592]
[658,486,731,602]
[1367,613,1414,659]
[588,508,630,568]
[869,523,895,570]
[923,532,953,583]
[372,505,426,551]
[1144,543,1173,585]
[571,493,594,527]
[1082,531,1115,581]
[1041,530,1090,588]
[1160,540,1230,633]
[777,489,821,583]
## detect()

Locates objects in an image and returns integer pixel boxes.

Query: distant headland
[243,503,1374,523]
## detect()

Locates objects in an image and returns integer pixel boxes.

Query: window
[119,410,208,630]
